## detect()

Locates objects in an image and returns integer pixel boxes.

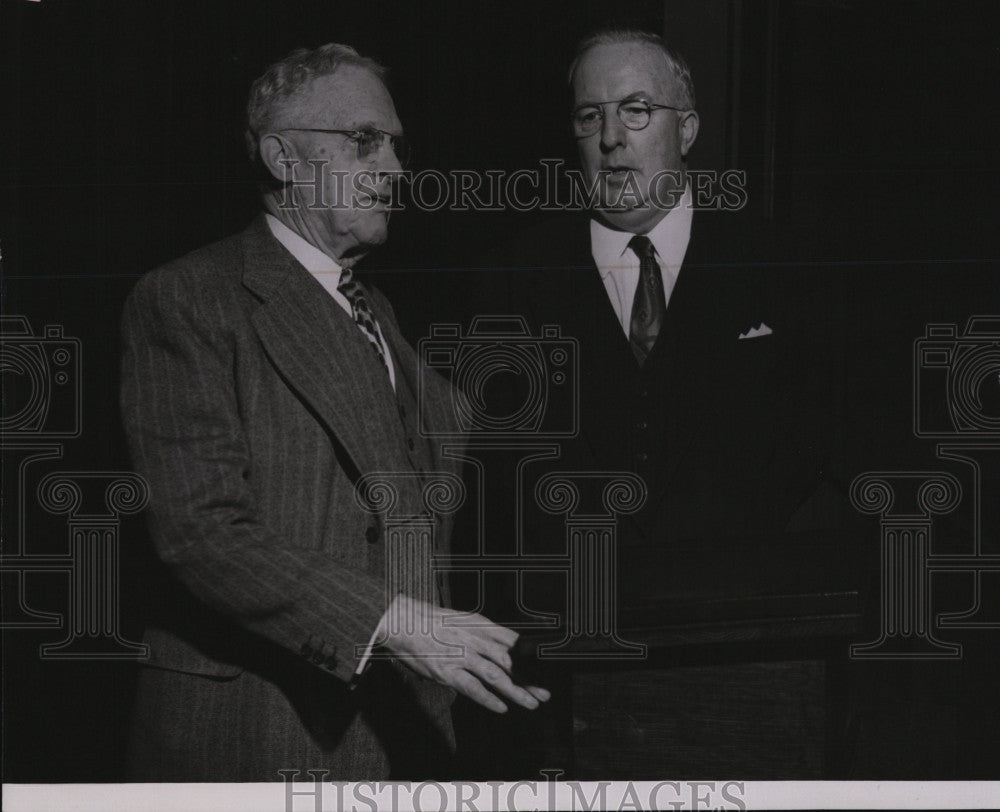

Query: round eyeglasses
[571,99,687,138]
[278,127,410,167]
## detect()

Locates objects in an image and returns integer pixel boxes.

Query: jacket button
[365,525,380,544]
[636,452,648,462]
[637,420,648,430]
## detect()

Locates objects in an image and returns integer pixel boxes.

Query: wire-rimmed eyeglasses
[277,127,410,167]
[571,98,688,138]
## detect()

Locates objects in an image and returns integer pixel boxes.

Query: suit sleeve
[120,270,387,684]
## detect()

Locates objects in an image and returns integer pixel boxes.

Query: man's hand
[379,595,551,713]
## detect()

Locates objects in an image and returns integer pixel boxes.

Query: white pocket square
[738,323,773,340]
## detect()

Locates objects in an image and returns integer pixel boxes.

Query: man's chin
[595,204,668,234]
[340,227,389,265]
[358,216,390,246]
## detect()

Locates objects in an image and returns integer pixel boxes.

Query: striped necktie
[337,268,388,371]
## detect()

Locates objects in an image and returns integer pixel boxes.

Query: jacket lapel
[239,217,405,479]
[375,302,463,480]
[526,218,634,472]
[647,215,725,489]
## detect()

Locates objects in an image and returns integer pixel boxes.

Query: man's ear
[679,110,700,157]
[258,132,297,184]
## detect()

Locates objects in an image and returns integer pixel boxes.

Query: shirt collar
[264,213,342,274]
[590,184,693,277]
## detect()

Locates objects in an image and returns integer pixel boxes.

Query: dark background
[3,0,999,781]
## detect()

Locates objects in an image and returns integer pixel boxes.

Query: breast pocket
[724,333,781,406]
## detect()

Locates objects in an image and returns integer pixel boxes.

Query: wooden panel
[571,659,826,778]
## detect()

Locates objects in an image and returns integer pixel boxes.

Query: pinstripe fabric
[120,215,461,780]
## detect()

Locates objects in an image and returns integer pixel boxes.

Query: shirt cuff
[351,606,390,681]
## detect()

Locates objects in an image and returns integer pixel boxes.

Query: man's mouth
[357,192,393,208]
[602,166,637,182]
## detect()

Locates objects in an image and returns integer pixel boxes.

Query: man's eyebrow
[341,120,379,131]
[342,119,403,134]
[620,91,654,102]
[574,91,654,107]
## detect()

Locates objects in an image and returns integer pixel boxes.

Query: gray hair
[244,42,389,164]
[567,29,695,109]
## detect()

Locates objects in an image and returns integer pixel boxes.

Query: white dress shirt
[265,213,396,391]
[590,185,694,336]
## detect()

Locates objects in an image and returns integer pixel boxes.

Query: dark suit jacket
[521,211,846,547]
[120,215,461,780]
[455,209,857,778]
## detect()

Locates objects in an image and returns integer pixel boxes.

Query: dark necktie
[628,235,667,366]
[337,268,388,371]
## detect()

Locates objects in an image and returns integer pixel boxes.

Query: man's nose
[599,109,627,152]
[369,145,403,200]
[378,140,404,175]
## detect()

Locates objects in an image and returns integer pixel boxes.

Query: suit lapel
[375,302,463,480]
[647,214,728,489]
[528,219,638,472]
[240,217,406,479]
[649,212,767,495]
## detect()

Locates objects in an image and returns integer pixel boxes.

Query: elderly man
[466,28,852,777]
[120,43,546,782]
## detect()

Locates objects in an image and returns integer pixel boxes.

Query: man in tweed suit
[120,43,547,781]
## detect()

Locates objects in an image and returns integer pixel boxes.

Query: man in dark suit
[466,28,855,778]
[120,42,547,782]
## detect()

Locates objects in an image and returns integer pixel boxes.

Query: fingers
[468,654,540,711]
[525,685,552,703]
[477,620,518,649]
[473,637,513,673]
[442,611,519,648]
[448,617,517,666]
[443,617,514,670]
[451,669,508,714]
[385,603,550,713]
[448,620,549,709]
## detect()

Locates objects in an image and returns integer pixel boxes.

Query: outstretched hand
[379,595,551,713]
